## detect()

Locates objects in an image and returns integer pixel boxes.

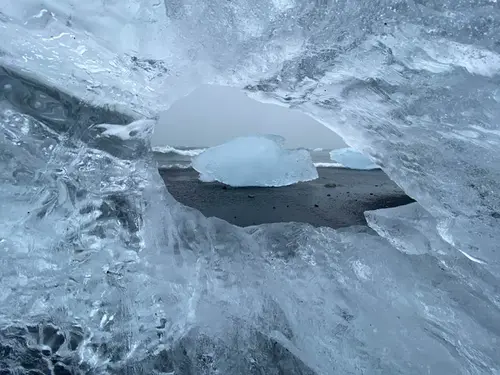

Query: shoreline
[159,166,415,229]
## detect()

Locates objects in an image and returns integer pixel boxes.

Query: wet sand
[159,167,414,229]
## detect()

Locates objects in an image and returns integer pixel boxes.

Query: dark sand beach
[160,167,414,229]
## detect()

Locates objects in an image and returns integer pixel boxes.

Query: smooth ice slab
[191,135,318,187]
[330,148,379,170]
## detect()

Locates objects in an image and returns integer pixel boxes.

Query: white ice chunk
[97,120,155,141]
[329,147,379,170]
[152,145,206,156]
[191,135,318,187]
[314,162,343,168]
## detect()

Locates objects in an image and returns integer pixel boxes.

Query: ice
[313,162,343,168]
[2,0,497,262]
[191,135,318,187]
[2,67,500,374]
[152,145,206,156]
[365,202,454,256]
[1,0,500,374]
[330,147,380,170]
[97,120,154,141]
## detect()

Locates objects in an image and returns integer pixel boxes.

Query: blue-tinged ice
[192,135,318,187]
[2,0,500,373]
[330,147,379,170]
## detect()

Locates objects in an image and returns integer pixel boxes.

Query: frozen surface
[0,0,497,264]
[0,0,500,374]
[1,68,500,375]
[365,202,454,256]
[191,135,318,187]
[330,147,379,170]
[152,145,206,156]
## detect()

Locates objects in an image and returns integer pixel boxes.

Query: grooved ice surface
[330,147,379,170]
[0,0,500,374]
[192,135,318,187]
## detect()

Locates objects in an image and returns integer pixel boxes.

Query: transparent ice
[191,135,318,187]
[330,147,380,170]
[1,0,500,374]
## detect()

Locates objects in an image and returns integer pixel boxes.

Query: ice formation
[1,0,500,374]
[152,145,206,156]
[191,135,318,186]
[330,147,380,170]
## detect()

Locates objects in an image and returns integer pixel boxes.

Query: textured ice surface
[1,0,500,374]
[2,67,500,375]
[330,147,379,170]
[191,135,318,187]
[365,203,454,256]
[0,0,498,264]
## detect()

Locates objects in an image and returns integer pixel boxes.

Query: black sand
[160,167,414,229]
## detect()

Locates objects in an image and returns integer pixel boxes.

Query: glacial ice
[365,202,453,256]
[191,135,318,187]
[0,0,500,374]
[330,147,380,170]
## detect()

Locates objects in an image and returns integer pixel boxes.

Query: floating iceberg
[191,135,318,187]
[330,147,379,170]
